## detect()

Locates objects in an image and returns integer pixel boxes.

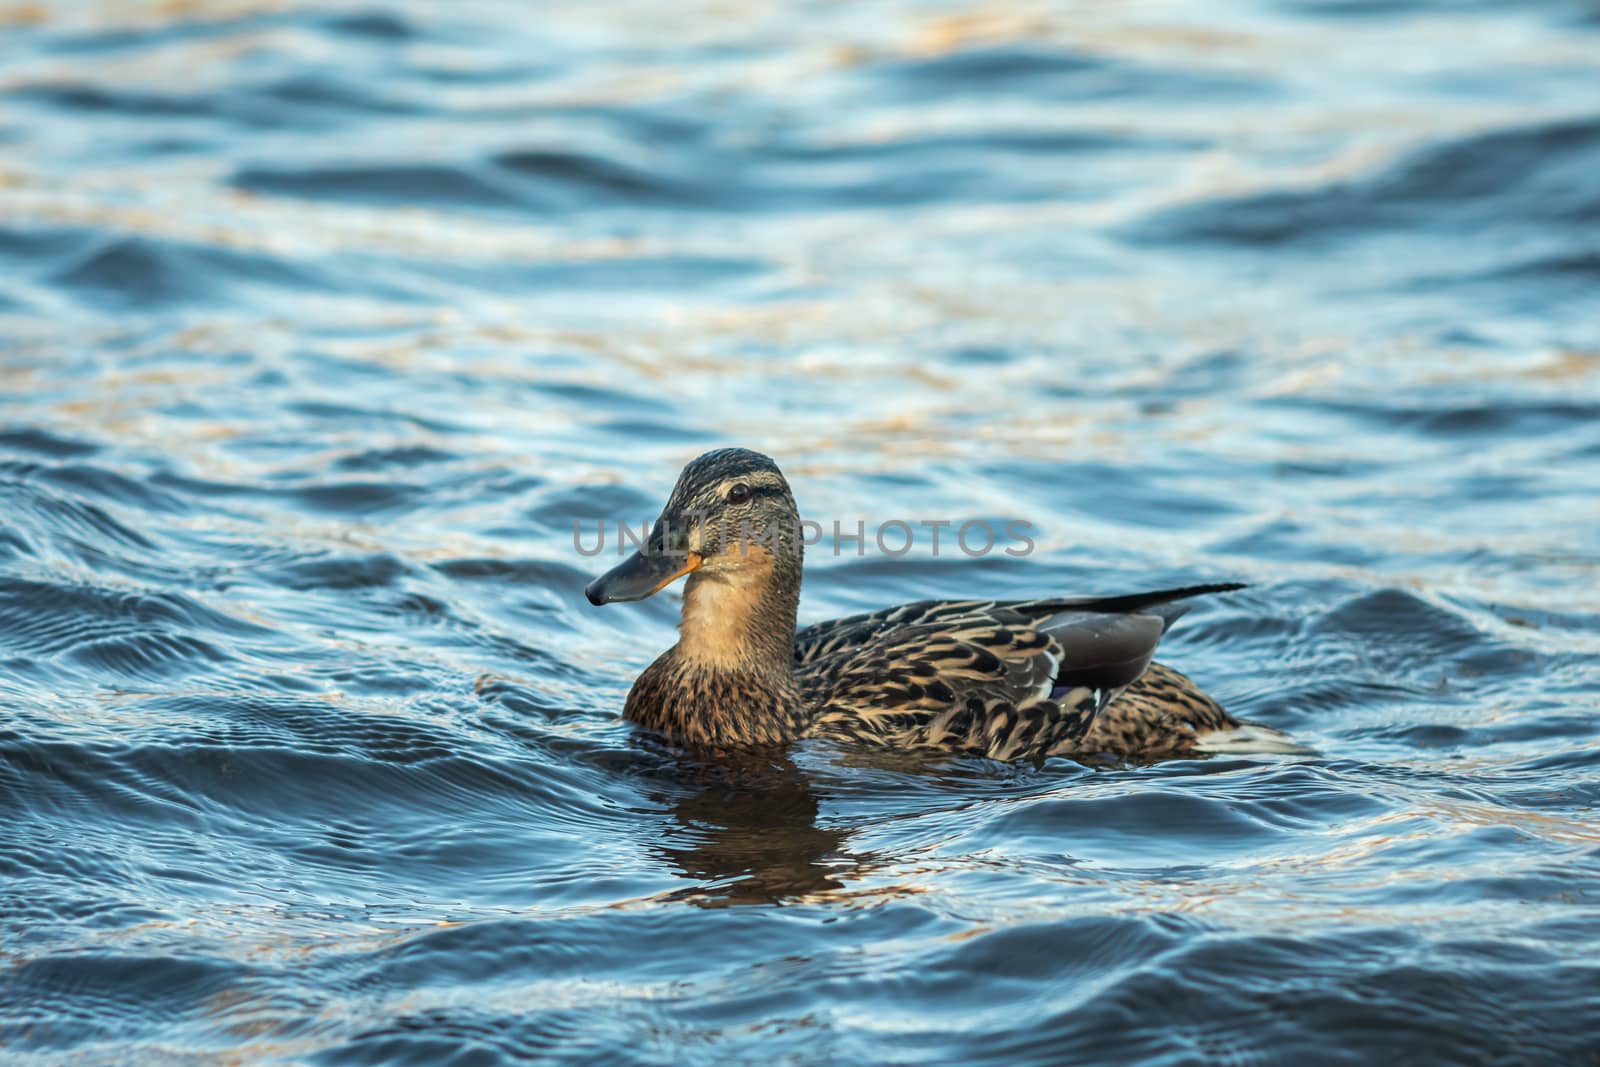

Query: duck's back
[795,600,1105,759]
[793,586,1254,761]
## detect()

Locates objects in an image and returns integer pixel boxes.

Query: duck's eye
[726,482,752,504]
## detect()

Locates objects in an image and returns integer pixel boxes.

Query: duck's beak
[585,549,702,605]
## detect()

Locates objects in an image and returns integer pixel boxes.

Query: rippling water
[3,1,1600,1063]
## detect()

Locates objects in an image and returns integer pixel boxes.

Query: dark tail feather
[1020,582,1247,619]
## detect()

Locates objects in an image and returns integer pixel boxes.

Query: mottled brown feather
[1079,662,1233,761]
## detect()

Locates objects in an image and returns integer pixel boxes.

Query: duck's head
[585,448,803,607]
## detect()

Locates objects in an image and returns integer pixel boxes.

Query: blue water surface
[2,1,1599,1063]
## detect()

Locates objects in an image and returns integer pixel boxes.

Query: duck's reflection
[648,749,860,906]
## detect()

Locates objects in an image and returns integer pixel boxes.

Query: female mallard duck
[586,448,1298,761]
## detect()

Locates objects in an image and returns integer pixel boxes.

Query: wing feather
[795,585,1241,759]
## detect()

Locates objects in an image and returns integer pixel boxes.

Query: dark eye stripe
[745,483,786,501]
[706,480,784,504]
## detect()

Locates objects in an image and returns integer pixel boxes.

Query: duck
[585,448,1299,762]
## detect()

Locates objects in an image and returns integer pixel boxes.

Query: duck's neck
[676,559,799,679]
[624,552,808,749]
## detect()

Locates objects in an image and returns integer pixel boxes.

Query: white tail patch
[1193,723,1314,756]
